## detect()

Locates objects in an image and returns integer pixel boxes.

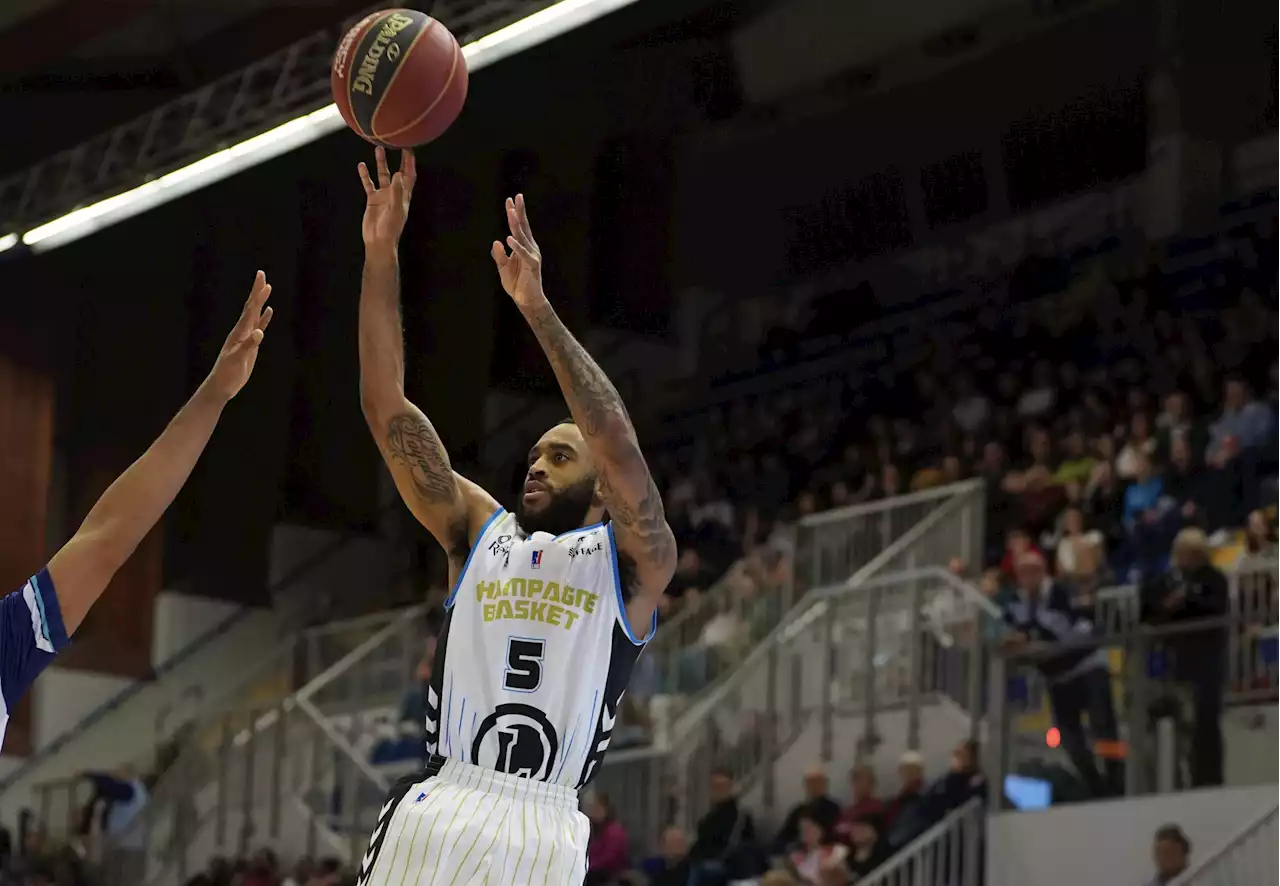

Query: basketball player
[0,274,273,749]
[355,147,676,885]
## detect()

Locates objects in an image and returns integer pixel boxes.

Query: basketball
[331,9,468,148]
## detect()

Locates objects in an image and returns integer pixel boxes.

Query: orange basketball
[331,9,468,148]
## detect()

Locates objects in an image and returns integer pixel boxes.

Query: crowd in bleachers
[577,741,987,886]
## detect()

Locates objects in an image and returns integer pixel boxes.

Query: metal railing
[857,797,984,886]
[663,478,990,833]
[0,0,572,236]
[986,609,1280,806]
[1168,804,1279,886]
[638,481,985,713]
[37,604,430,886]
[0,504,416,803]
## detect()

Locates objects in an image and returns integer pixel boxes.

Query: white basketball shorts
[357,756,589,886]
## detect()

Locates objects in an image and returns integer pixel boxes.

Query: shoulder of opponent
[0,569,69,709]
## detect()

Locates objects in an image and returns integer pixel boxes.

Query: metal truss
[0,0,554,237]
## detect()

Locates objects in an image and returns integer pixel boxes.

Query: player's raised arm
[47,273,274,636]
[491,194,677,610]
[356,148,497,555]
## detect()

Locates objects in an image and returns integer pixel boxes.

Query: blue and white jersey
[0,569,69,750]
[428,510,655,789]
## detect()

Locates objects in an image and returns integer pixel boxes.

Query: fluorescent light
[0,233,17,253]
[20,0,641,253]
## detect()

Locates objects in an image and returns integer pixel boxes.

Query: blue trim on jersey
[0,570,70,720]
[444,508,505,609]
[555,521,606,539]
[606,523,656,645]
[31,569,69,650]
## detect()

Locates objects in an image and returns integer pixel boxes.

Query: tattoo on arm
[522,303,674,573]
[385,412,457,505]
[524,308,630,438]
[600,472,677,568]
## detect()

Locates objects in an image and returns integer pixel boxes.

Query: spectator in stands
[1155,392,1205,463]
[584,793,630,886]
[1208,377,1275,459]
[282,858,314,886]
[772,766,841,854]
[640,827,689,886]
[1147,824,1191,885]
[242,847,280,886]
[79,767,153,882]
[786,812,847,886]
[887,740,987,849]
[883,751,926,832]
[687,767,758,885]
[1116,413,1158,480]
[834,764,882,841]
[1083,460,1127,559]
[998,528,1042,581]
[1122,452,1164,533]
[842,813,887,880]
[1002,551,1122,797]
[1140,528,1228,787]
[1052,506,1105,586]
[1052,432,1096,487]
[1243,509,1278,559]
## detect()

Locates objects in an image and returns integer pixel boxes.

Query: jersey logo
[567,536,603,560]
[531,550,543,569]
[472,703,560,781]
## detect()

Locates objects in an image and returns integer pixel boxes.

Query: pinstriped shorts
[357,756,589,886]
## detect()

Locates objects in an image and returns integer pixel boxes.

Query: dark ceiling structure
[0,0,377,173]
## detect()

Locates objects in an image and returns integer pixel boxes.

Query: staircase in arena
[637,480,986,741]
[0,515,410,823]
[53,605,432,886]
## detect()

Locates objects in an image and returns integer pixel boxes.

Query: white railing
[666,557,991,834]
[858,797,985,886]
[77,605,431,886]
[1169,804,1278,886]
[640,480,985,717]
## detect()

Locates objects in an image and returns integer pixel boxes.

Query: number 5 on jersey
[504,637,545,692]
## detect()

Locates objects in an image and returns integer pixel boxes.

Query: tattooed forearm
[522,301,632,439]
[522,300,675,575]
[385,412,458,505]
[600,472,678,569]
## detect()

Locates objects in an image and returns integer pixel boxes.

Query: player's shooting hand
[207,271,273,401]
[359,147,416,249]
[491,194,545,309]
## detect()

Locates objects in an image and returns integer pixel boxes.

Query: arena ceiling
[0,0,381,173]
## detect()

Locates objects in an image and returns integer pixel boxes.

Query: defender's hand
[207,271,273,401]
[359,147,416,249]
[490,193,545,309]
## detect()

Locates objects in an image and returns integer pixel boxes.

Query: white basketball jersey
[427,509,654,789]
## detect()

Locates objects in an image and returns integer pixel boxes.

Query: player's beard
[515,474,598,537]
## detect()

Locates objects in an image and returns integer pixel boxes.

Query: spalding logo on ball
[331,8,469,148]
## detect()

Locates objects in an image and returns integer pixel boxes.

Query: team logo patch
[415,792,428,803]
[531,550,543,568]
[472,703,560,781]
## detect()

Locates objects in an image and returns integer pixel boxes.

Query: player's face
[516,423,599,536]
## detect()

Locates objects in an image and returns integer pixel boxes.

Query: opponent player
[0,274,273,749]
[355,147,676,886]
